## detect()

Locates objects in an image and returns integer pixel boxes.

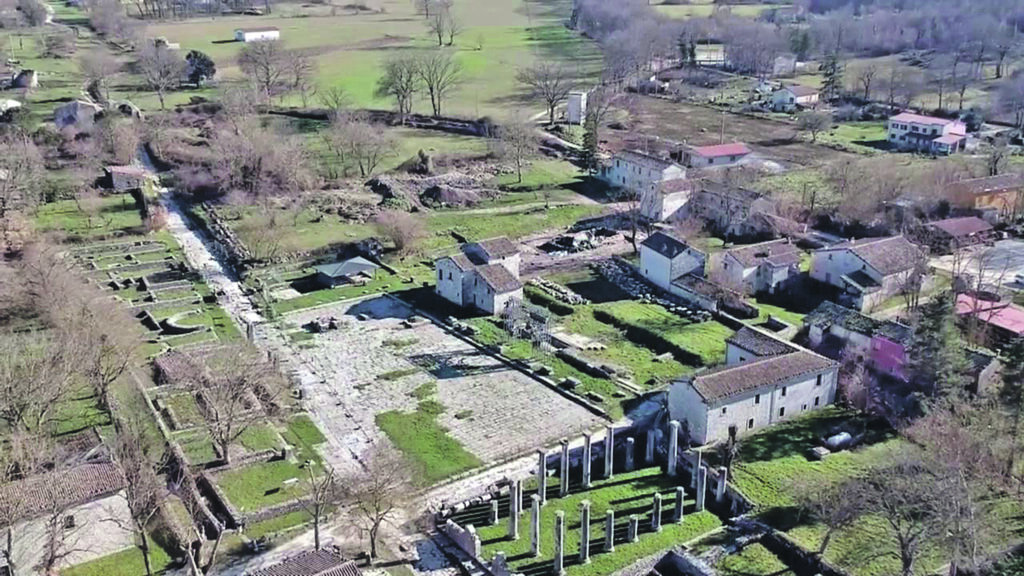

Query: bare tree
[79,50,121,104]
[207,118,316,199]
[344,443,413,559]
[416,50,461,117]
[997,72,1024,133]
[798,110,832,143]
[323,114,397,178]
[516,63,574,125]
[0,431,52,575]
[374,211,424,254]
[855,63,878,101]
[138,43,185,111]
[111,416,167,576]
[301,462,341,551]
[191,344,287,465]
[493,113,536,184]
[318,84,351,119]
[425,0,452,46]
[375,54,419,124]
[286,49,317,107]
[237,40,287,102]
[0,132,43,249]
[793,476,861,556]
[0,330,81,433]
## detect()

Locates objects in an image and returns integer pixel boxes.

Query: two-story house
[715,239,802,295]
[685,181,777,238]
[600,150,688,221]
[639,231,706,291]
[771,85,820,112]
[669,326,838,444]
[886,112,967,154]
[435,237,523,315]
[946,174,1024,222]
[809,236,927,312]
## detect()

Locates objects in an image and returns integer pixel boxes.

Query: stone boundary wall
[761,530,849,576]
[267,108,496,138]
[241,496,313,526]
[198,471,242,530]
[440,518,482,558]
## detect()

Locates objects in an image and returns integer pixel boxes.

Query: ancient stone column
[490,500,499,525]
[604,509,615,552]
[690,451,702,490]
[579,500,592,564]
[530,494,541,557]
[627,515,639,542]
[674,487,685,523]
[582,432,593,489]
[695,467,707,512]
[651,493,663,532]
[645,429,656,464]
[554,511,566,576]
[537,449,547,505]
[604,425,615,479]
[667,420,680,476]
[508,480,520,540]
[625,437,635,471]
[560,438,570,497]
[716,466,729,503]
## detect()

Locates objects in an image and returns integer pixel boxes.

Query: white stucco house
[567,90,588,124]
[771,84,820,112]
[600,150,688,221]
[0,462,133,575]
[668,326,839,445]
[234,26,280,42]
[809,236,928,312]
[639,231,706,291]
[681,142,752,169]
[435,237,522,315]
[886,112,967,154]
[716,239,802,295]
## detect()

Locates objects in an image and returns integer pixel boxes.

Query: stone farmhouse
[771,85,819,112]
[685,181,777,239]
[639,230,706,291]
[435,237,522,315]
[669,325,839,445]
[715,238,801,295]
[946,173,1024,222]
[249,549,362,576]
[679,142,752,169]
[105,165,151,192]
[234,26,280,42]
[0,462,132,573]
[918,216,994,255]
[599,150,687,221]
[809,236,928,312]
[886,112,967,154]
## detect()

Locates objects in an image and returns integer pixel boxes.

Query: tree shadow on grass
[737,409,895,464]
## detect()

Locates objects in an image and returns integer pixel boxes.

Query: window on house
[816,374,822,386]
[779,407,786,417]
[828,254,833,261]
[721,406,727,415]
[802,404,807,411]
[747,418,754,429]
[754,393,760,404]
[448,272,452,280]
[815,396,820,406]
[63,516,76,530]
[781,386,787,397]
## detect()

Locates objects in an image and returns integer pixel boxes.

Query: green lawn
[165,393,204,428]
[750,299,806,328]
[34,195,144,237]
[474,467,722,576]
[237,423,282,453]
[655,2,768,18]
[274,263,434,315]
[716,543,794,576]
[376,396,482,486]
[62,536,175,576]
[816,122,888,155]
[424,203,605,252]
[216,459,314,513]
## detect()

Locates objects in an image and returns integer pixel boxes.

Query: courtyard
[279,296,604,482]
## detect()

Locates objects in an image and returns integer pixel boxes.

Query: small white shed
[234,27,280,42]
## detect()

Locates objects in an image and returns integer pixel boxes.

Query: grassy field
[62,537,176,576]
[473,467,722,576]
[715,543,794,576]
[654,0,770,19]
[142,0,602,118]
[34,195,145,237]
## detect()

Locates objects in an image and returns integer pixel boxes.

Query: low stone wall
[198,471,242,530]
[168,443,222,536]
[761,530,849,576]
[241,496,313,527]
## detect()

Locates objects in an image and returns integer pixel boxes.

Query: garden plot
[282,296,603,481]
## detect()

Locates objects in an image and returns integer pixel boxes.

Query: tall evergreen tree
[1002,337,1024,475]
[579,115,598,175]
[819,52,844,101]
[908,293,970,402]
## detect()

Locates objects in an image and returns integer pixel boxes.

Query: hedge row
[592,309,703,367]
[524,286,575,316]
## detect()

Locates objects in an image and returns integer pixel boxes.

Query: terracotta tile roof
[889,112,957,126]
[724,239,800,269]
[248,550,359,576]
[726,326,797,357]
[928,217,992,238]
[956,294,1024,335]
[821,236,924,276]
[474,264,522,294]
[0,462,125,522]
[781,84,818,97]
[690,142,751,158]
[640,231,695,260]
[690,350,836,403]
[440,253,475,272]
[947,174,1024,197]
[466,237,518,261]
[615,149,677,171]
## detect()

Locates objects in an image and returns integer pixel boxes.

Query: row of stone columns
[547,490,687,575]
[553,428,639,497]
